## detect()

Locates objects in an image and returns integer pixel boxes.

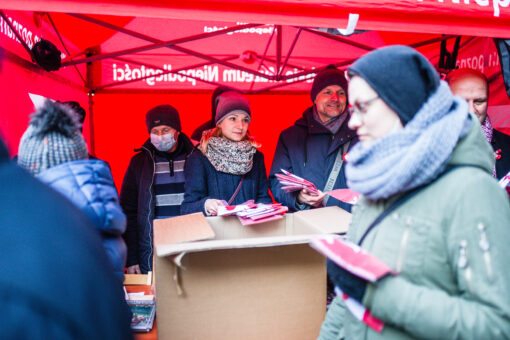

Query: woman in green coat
[319,45,510,340]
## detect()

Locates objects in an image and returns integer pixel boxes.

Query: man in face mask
[120,105,194,274]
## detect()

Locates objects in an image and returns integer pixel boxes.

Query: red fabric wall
[0,52,89,155]
[92,91,311,190]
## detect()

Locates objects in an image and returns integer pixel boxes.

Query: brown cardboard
[154,206,350,340]
[153,212,214,247]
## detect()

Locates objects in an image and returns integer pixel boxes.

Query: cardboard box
[153,206,350,340]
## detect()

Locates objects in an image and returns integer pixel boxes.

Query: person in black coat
[182,91,272,216]
[269,65,357,212]
[447,68,510,179]
[1,139,132,339]
[120,105,194,274]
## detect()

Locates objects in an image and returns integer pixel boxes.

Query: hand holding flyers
[276,169,360,204]
[310,235,392,333]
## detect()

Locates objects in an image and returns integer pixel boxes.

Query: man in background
[447,68,510,179]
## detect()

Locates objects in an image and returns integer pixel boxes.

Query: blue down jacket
[38,159,127,282]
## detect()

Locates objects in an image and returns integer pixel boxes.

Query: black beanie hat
[310,65,348,102]
[146,105,181,132]
[348,45,440,124]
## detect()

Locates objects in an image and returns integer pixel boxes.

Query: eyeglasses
[347,96,380,115]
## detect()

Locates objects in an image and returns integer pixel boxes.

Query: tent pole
[279,27,302,77]
[62,21,263,67]
[249,25,276,91]
[67,14,273,80]
[276,25,282,79]
[301,27,375,51]
[46,13,86,85]
[88,91,95,157]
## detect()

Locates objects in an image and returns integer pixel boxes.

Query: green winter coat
[319,115,510,340]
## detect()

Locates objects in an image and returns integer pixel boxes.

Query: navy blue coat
[181,148,273,214]
[0,141,132,340]
[269,107,357,212]
[38,159,127,282]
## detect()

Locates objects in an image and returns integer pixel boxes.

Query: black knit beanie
[146,105,181,132]
[348,45,440,124]
[310,65,348,102]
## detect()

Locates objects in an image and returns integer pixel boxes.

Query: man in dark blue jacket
[120,105,194,274]
[269,65,357,212]
[447,68,510,179]
[0,139,133,339]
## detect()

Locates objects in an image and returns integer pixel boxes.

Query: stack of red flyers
[499,171,510,196]
[217,202,288,226]
[217,200,257,216]
[276,169,361,204]
[275,169,319,194]
[236,204,289,225]
[309,235,393,333]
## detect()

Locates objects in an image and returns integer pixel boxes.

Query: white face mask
[151,133,176,152]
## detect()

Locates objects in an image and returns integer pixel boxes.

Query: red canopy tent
[1,1,510,187]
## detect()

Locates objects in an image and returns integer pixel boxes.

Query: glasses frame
[348,96,380,116]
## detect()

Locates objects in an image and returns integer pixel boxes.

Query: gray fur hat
[18,99,88,175]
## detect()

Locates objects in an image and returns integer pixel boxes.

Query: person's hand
[126,264,141,274]
[297,189,327,207]
[204,199,224,216]
[327,260,367,303]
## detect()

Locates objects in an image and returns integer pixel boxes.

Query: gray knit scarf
[204,137,256,175]
[313,106,347,135]
[346,81,471,200]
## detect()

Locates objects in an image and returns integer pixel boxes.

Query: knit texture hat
[215,91,251,125]
[211,86,232,120]
[310,64,348,102]
[18,99,88,175]
[62,101,86,124]
[348,45,440,125]
[146,105,181,132]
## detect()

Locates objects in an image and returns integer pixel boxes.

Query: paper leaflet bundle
[498,171,510,198]
[276,169,360,204]
[217,202,289,225]
[310,235,392,333]
[335,287,384,333]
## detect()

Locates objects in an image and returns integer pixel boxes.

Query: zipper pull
[458,240,473,293]
[478,223,494,282]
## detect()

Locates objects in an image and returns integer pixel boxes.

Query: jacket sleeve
[255,152,273,204]
[318,295,347,340]
[268,132,301,210]
[119,156,140,268]
[362,176,510,339]
[181,151,210,215]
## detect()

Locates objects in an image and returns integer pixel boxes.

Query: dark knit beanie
[310,65,348,102]
[348,45,440,124]
[211,86,232,120]
[215,91,251,125]
[18,99,88,175]
[62,101,86,124]
[146,105,181,132]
